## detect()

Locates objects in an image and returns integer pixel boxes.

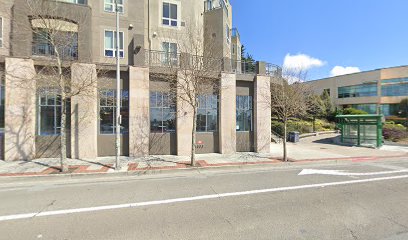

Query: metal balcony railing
[146,50,181,68]
[204,0,229,16]
[266,63,282,77]
[231,60,257,74]
[32,44,78,60]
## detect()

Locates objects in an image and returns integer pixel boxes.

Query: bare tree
[11,0,99,171]
[269,68,313,162]
[150,18,223,166]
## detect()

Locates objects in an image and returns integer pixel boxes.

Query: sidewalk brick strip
[0,153,406,178]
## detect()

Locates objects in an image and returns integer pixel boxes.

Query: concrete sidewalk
[0,134,406,177]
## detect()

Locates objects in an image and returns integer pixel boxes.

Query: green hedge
[271,119,335,136]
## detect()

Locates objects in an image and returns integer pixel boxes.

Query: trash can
[288,132,300,143]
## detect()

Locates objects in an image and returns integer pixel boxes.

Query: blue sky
[230,0,408,80]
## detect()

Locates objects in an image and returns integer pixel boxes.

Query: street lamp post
[115,0,121,170]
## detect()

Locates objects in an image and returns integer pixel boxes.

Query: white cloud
[330,66,361,76]
[283,53,326,71]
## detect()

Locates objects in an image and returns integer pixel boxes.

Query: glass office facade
[381,78,408,97]
[381,104,400,117]
[338,83,378,98]
[351,104,378,114]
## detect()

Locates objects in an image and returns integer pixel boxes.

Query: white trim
[103,29,125,59]
[160,0,181,29]
[104,0,124,14]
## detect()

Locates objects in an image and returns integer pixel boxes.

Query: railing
[231,60,257,74]
[146,50,181,68]
[204,0,229,16]
[32,44,78,60]
[266,63,282,77]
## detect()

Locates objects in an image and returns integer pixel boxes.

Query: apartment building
[308,66,408,118]
[0,0,279,161]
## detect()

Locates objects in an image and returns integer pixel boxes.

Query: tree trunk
[191,106,197,166]
[60,93,68,172]
[283,121,288,162]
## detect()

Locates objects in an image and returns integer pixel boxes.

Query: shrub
[342,108,368,115]
[383,124,408,142]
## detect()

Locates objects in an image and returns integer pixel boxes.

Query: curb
[0,154,406,183]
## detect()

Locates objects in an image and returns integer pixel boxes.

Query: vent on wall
[181,21,186,27]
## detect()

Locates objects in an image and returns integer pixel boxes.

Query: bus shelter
[336,115,383,148]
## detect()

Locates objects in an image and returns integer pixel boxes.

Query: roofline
[308,64,408,83]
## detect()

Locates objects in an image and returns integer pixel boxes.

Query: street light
[115,0,121,170]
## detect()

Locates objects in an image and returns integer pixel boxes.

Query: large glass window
[150,91,176,133]
[104,30,124,58]
[104,0,124,13]
[338,83,378,98]
[351,104,378,114]
[32,29,78,60]
[236,95,253,132]
[99,89,129,134]
[38,88,62,136]
[197,95,218,132]
[162,2,178,27]
[381,78,408,97]
[381,104,401,117]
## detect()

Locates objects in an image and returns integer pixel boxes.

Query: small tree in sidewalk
[153,18,222,166]
[269,69,313,162]
[10,0,100,172]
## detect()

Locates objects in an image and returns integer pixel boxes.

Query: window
[150,91,176,133]
[32,29,78,60]
[226,25,230,43]
[99,89,129,134]
[162,2,178,27]
[58,0,87,4]
[236,95,253,132]
[338,83,378,98]
[323,88,330,96]
[232,44,236,54]
[104,30,124,58]
[351,104,378,114]
[161,42,178,65]
[38,88,62,136]
[104,0,124,13]
[381,78,408,97]
[0,17,3,48]
[381,104,400,117]
[197,95,218,132]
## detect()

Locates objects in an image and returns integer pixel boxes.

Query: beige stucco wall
[254,75,271,153]
[70,63,98,160]
[219,72,236,154]
[4,57,36,161]
[148,0,204,53]
[88,0,145,65]
[381,66,408,80]
[129,66,150,157]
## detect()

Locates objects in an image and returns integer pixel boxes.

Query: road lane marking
[1,174,408,222]
[298,168,408,176]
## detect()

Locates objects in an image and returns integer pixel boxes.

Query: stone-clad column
[70,63,98,160]
[254,75,271,153]
[129,66,150,156]
[4,58,36,161]
[176,71,194,156]
[219,73,236,154]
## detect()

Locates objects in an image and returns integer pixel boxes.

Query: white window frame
[162,2,179,27]
[104,0,124,14]
[0,17,3,48]
[226,25,230,43]
[104,30,125,58]
[161,42,178,66]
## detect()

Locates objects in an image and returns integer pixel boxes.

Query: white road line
[1,174,408,222]
[298,169,408,176]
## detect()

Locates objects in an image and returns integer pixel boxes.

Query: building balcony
[204,0,229,16]
[145,50,181,68]
[232,28,240,39]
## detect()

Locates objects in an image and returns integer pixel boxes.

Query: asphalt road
[0,159,408,240]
